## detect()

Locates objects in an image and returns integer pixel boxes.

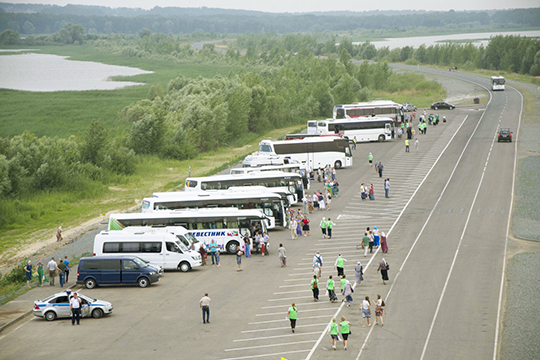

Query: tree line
[0,7,539,35]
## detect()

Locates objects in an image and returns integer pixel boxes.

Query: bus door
[385,123,392,140]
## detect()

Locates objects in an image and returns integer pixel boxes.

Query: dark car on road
[431,101,455,110]
[402,103,417,112]
[498,128,512,142]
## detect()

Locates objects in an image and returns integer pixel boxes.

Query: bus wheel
[334,160,342,169]
[226,241,239,253]
[378,135,385,142]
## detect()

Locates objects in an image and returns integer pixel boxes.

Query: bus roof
[111,208,268,221]
[231,163,305,174]
[334,100,401,108]
[260,136,350,146]
[324,117,395,124]
[185,170,301,183]
[147,191,282,202]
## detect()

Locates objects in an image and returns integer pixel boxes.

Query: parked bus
[241,154,299,168]
[332,100,404,124]
[307,117,395,142]
[184,171,303,205]
[142,191,285,229]
[258,137,353,170]
[230,164,309,193]
[108,208,268,253]
[491,76,505,91]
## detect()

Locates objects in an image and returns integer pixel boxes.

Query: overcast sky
[4,0,539,13]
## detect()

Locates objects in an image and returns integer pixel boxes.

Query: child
[215,251,221,267]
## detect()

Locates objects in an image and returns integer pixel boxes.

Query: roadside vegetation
[0,30,445,267]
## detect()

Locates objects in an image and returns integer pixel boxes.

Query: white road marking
[225,340,317,352]
[256,308,337,316]
[233,332,321,342]
[249,315,332,325]
[241,323,328,333]
[219,349,311,360]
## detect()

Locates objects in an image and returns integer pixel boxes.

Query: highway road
[0,69,522,360]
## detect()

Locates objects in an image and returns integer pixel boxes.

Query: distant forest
[0,3,539,35]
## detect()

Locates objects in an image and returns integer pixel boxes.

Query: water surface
[0,53,152,92]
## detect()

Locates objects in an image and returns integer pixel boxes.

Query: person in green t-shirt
[326,219,334,239]
[328,317,339,350]
[287,303,297,333]
[362,232,370,257]
[340,274,347,302]
[327,275,337,302]
[340,316,352,350]
[311,275,319,301]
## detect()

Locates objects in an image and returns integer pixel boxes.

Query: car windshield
[80,294,97,302]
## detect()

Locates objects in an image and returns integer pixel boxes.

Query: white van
[93,230,202,272]
[120,226,201,249]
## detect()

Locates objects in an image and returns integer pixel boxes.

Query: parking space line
[249,315,331,325]
[261,302,327,309]
[225,340,317,352]
[233,332,321,342]
[241,323,328,333]
[267,296,313,302]
[256,308,337,316]
[219,349,311,360]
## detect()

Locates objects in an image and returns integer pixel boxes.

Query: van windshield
[132,257,147,268]
[175,241,189,252]
[184,232,199,244]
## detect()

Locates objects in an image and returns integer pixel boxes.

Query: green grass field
[0,44,246,138]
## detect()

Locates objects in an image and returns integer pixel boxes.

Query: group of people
[361,226,389,257]
[319,217,335,239]
[287,208,311,239]
[25,256,71,288]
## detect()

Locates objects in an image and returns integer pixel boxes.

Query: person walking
[47,257,58,286]
[244,234,251,258]
[368,231,375,254]
[287,303,298,333]
[25,260,32,288]
[377,162,384,178]
[56,226,62,242]
[318,191,325,210]
[215,250,221,267]
[369,184,375,200]
[263,232,269,256]
[361,296,372,327]
[340,316,352,350]
[380,232,388,253]
[37,260,44,287]
[327,275,337,302]
[290,217,298,239]
[353,137,357,150]
[199,293,211,324]
[296,217,303,238]
[63,256,70,283]
[415,138,419,152]
[57,258,66,288]
[340,275,347,302]
[373,226,380,247]
[326,218,334,239]
[343,280,354,307]
[377,258,390,284]
[302,216,310,236]
[209,239,218,264]
[311,275,319,301]
[278,244,287,267]
[368,152,373,166]
[335,254,346,276]
[70,292,82,325]
[236,249,244,272]
[320,217,327,238]
[373,294,385,326]
[326,191,332,211]
[405,139,410,152]
[199,244,207,266]
[384,178,390,198]
[355,262,364,286]
[362,232,370,257]
[328,318,339,350]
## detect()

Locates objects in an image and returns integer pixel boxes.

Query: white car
[33,291,113,321]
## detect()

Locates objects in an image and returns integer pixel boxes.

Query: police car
[33,290,113,321]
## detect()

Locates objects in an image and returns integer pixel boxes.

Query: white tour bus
[142,191,286,229]
[332,100,404,124]
[231,163,306,176]
[184,171,303,205]
[108,208,268,253]
[93,230,202,272]
[119,225,201,249]
[258,137,353,169]
[241,154,300,168]
[307,117,395,142]
[491,76,505,91]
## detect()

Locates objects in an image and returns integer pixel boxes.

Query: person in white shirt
[70,292,82,325]
[199,293,211,324]
[47,258,58,286]
[361,296,371,327]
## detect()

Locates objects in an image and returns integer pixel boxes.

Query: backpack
[313,280,318,288]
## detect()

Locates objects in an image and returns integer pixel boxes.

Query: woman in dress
[380,231,388,253]
[302,216,310,236]
[37,260,44,287]
[290,217,297,239]
[377,258,390,285]
[355,261,363,286]
[296,217,303,237]
[369,184,375,200]
[343,280,354,307]
[326,191,332,211]
[373,294,385,326]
